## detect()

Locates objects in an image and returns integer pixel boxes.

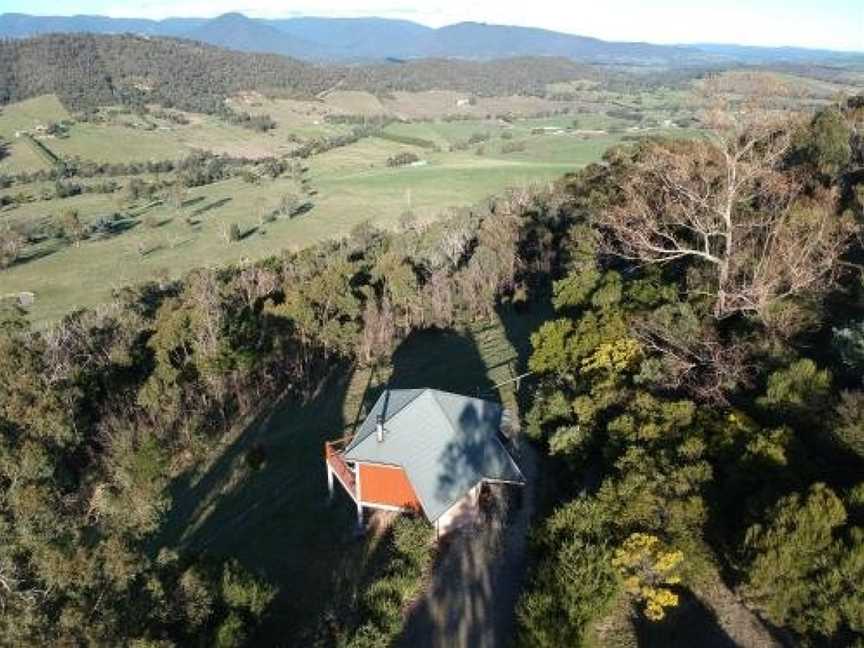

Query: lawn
[152,303,550,643]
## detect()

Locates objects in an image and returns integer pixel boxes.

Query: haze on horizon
[2,0,862,53]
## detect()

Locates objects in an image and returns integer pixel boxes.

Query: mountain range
[0,12,861,66]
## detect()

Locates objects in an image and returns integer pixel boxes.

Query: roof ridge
[381,388,426,422]
[427,388,460,437]
[345,388,425,451]
[382,388,433,433]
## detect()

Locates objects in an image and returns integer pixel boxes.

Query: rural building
[325,388,525,535]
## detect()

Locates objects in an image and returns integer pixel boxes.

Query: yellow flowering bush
[612,532,684,621]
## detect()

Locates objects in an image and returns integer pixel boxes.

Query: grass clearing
[0,95,70,134]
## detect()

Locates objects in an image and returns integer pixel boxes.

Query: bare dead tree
[600,80,856,320]
[358,296,396,366]
[438,218,473,270]
[235,265,279,308]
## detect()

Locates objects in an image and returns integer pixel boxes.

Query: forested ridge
[0,33,597,114]
[516,93,864,645]
[0,33,339,113]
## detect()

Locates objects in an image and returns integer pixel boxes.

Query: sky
[1,0,862,52]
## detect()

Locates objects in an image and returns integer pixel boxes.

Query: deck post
[355,465,364,532]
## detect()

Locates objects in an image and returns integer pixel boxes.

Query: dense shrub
[386,152,421,167]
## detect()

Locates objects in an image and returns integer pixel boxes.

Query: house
[325,388,525,535]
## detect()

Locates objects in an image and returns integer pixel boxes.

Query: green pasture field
[0,94,70,134]
[0,93,681,323]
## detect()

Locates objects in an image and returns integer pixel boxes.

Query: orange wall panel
[358,463,421,510]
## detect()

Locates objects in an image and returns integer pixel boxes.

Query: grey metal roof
[343,388,525,521]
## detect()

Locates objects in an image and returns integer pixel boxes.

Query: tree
[833,391,864,460]
[60,208,87,247]
[757,359,831,425]
[517,498,620,647]
[801,107,852,175]
[221,223,241,244]
[598,94,855,320]
[169,178,187,210]
[0,226,25,269]
[278,192,299,218]
[742,483,864,640]
[612,533,683,621]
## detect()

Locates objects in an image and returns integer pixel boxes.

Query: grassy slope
[0,95,70,173]
[154,304,548,643]
[1,113,635,322]
[0,95,70,133]
[0,90,696,323]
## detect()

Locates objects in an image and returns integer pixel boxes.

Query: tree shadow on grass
[181,196,206,209]
[92,217,140,240]
[239,226,259,240]
[192,197,232,217]
[291,201,314,218]
[152,362,363,644]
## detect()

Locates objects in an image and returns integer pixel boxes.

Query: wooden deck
[325,437,357,501]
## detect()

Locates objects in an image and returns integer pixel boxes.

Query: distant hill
[1,12,860,66]
[0,33,599,112]
[419,22,692,64]
[0,33,338,112]
[183,12,331,59]
[265,17,433,60]
[0,12,204,37]
[687,42,864,65]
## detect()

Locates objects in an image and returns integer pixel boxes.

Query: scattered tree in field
[169,178,187,209]
[221,223,242,244]
[59,208,87,246]
[501,140,527,154]
[278,192,300,218]
[386,151,420,167]
[255,197,274,226]
[0,226,25,268]
[143,214,163,228]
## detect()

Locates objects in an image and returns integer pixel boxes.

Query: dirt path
[692,578,782,648]
[398,444,537,648]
